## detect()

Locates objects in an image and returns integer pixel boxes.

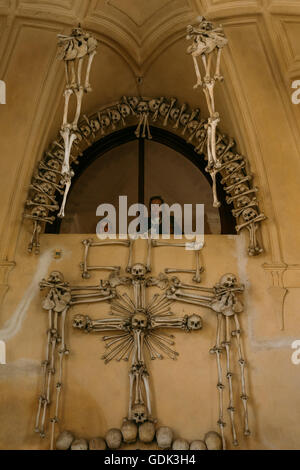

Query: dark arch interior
[46,126,236,235]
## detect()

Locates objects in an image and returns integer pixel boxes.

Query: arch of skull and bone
[35,239,250,451]
[24,19,266,258]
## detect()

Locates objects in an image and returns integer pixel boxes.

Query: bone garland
[35,272,71,448]
[72,263,202,426]
[80,238,132,279]
[166,273,250,448]
[25,96,265,256]
[57,26,98,218]
[187,17,228,209]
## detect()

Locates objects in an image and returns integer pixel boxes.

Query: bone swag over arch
[24,96,266,257]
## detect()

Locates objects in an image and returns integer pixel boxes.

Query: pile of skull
[55,427,223,451]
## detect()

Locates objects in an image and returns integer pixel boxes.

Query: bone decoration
[57,25,98,219]
[187,17,228,210]
[25,96,266,256]
[166,273,250,449]
[72,263,203,427]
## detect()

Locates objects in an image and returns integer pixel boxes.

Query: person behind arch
[147,195,180,236]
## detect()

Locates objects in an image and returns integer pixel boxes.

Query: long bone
[81,238,130,279]
[223,315,238,446]
[247,222,263,256]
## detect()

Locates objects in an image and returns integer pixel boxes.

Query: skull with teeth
[180,113,191,126]
[40,182,54,195]
[131,403,147,424]
[48,271,64,285]
[222,151,236,163]
[170,107,180,121]
[131,263,147,279]
[187,314,202,331]
[31,206,48,219]
[46,159,60,171]
[236,195,252,208]
[33,194,48,205]
[52,148,65,161]
[100,114,111,128]
[79,124,91,138]
[219,273,237,289]
[119,104,131,119]
[159,102,170,117]
[72,314,87,330]
[128,97,139,110]
[137,101,149,115]
[131,312,148,330]
[44,171,57,183]
[242,207,258,222]
[233,183,248,196]
[111,109,121,125]
[89,119,100,133]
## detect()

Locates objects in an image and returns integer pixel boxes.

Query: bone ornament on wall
[166,273,250,449]
[56,26,98,219]
[35,245,250,450]
[186,17,228,210]
[24,96,266,257]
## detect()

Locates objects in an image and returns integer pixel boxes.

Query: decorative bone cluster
[72,263,202,427]
[35,240,250,451]
[57,26,97,219]
[187,17,228,210]
[166,273,250,448]
[24,96,265,256]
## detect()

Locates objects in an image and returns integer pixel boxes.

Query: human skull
[46,159,60,171]
[111,109,121,124]
[48,271,64,284]
[216,141,226,156]
[105,428,122,450]
[119,104,131,119]
[219,273,237,289]
[79,123,91,138]
[242,207,258,222]
[33,193,48,205]
[72,314,87,330]
[156,427,173,449]
[180,113,191,126]
[148,99,160,113]
[159,102,170,117]
[131,312,148,330]
[40,182,54,195]
[187,120,199,134]
[137,101,149,114]
[187,314,202,331]
[44,171,57,183]
[131,263,147,278]
[226,162,240,174]
[204,431,222,450]
[229,172,244,185]
[233,183,248,196]
[131,403,147,424]
[222,151,236,163]
[100,114,111,128]
[52,148,65,161]
[236,195,251,208]
[31,206,48,219]
[170,107,180,121]
[172,439,190,450]
[128,96,139,110]
[90,118,100,133]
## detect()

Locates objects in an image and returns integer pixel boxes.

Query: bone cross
[72,263,202,425]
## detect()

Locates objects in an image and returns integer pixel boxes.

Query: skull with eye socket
[72,314,87,330]
[186,314,202,331]
[131,403,148,424]
[137,101,149,115]
[131,312,148,331]
[131,263,147,279]
[48,271,65,285]
[242,207,258,222]
[148,99,160,114]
